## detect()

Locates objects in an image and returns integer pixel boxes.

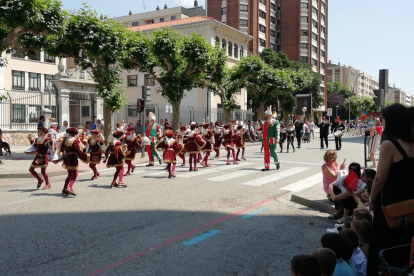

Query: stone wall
[1,130,37,146]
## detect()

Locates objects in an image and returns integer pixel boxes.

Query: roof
[128,16,214,32]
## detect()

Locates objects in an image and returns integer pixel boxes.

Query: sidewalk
[290,184,335,215]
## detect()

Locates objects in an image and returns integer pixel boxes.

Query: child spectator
[351,220,371,258]
[352,210,372,224]
[312,248,337,276]
[321,233,355,276]
[339,229,367,276]
[290,254,321,276]
[279,125,286,153]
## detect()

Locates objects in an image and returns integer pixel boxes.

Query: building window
[29,73,41,91]
[215,36,220,45]
[271,30,276,37]
[321,1,326,9]
[320,50,325,57]
[321,26,326,35]
[171,15,176,20]
[300,56,308,63]
[240,4,248,12]
[270,43,276,50]
[259,39,266,47]
[312,32,318,41]
[300,43,308,50]
[44,74,54,91]
[301,3,308,9]
[312,20,318,28]
[145,76,155,86]
[128,105,138,117]
[222,38,226,49]
[234,43,238,59]
[82,106,90,117]
[240,19,248,27]
[127,75,137,87]
[159,17,164,22]
[221,7,227,15]
[301,16,308,24]
[11,50,24,59]
[271,3,276,10]
[11,104,25,123]
[124,23,129,27]
[320,37,325,45]
[259,10,266,19]
[132,21,139,27]
[271,16,276,24]
[239,45,244,59]
[300,30,308,36]
[259,24,266,33]
[311,58,317,67]
[321,14,326,21]
[28,51,40,61]
[259,0,266,4]
[312,7,318,16]
[44,52,55,63]
[12,71,25,90]
[312,46,317,54]
[228,41,233,57]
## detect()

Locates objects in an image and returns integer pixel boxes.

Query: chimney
[338,62,341,66]
[156,6,160,10]
[164,4,168,9]
[129,11,132,15]
[328,59,331,64]
[194,0,198,7]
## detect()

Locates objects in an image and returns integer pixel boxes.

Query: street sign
[327,108,332,116]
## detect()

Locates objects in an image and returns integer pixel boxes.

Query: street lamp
[335,105,338,118]
[302,107,307,121]
[204,76,212,121]
[249,99,252,110]
[350,72,363,125]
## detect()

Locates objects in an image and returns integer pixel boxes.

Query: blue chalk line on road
[181,230,221,246]
[241,207,269,219]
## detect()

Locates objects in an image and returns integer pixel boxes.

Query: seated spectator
[352,210,372,224]
[339,229,367,276]
[290,254,321,276]
[351,220,371,258]
[321,233,356,276]
[322,150,346,220]
[312,248,337,276]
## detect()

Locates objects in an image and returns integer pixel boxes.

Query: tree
[259,48,291,69]
[345,96,380,117]
[327,82,354,98]
[125,28,227,130]
[46,6,129,143]
[0,0,65,66]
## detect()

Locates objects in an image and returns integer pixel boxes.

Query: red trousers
[64,170,78,189]
[29,167,49,185]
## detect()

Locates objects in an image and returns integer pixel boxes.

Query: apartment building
[327,61,379,98]
[386,86,413,106]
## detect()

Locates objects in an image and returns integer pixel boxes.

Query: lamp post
[335,105,338,118]
[302,107,307,121]
[205,76,212,121]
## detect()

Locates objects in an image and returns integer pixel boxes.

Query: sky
[59,0,413,96]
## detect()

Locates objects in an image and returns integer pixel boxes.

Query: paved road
[0,135,368,276]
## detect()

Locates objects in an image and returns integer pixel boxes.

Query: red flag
[344,171,359,193]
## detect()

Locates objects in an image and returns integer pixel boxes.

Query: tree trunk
[222,105,232,123]
[282,110,290,125]
[172,101,181,131]
[259,101,266,120]
[103,103,112,145]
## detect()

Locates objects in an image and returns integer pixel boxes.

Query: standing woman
[235,125,246,161]
[367,118,382,168]
[367,103,414,275]
[124,126,142,176]
[222,124,238,165]
[59,128,90,196]
[213,122,222,159]
[85,130,105,180]
[104,131,128,187]
[28,127,53,189]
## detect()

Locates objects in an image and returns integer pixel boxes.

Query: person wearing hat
[123,126,143,176]
[316,116,330,149]
[200,122,214,167]
[235,125,246,161]
[27,127,54,190]
[58,127,90,196]
[85,130,105,180]
[331,116,345,150]
[184,122,206,171]
[155,129,182,178]
[221,123,238,165]
[104,131,128,187]
[294,116,304,149]
[146,112,162,166]
[262,110,280,171]
[213,122,223,159]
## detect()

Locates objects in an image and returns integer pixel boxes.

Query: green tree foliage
[0,0,65,66]
[259,48,291,69]
[125,28,227,130]
[345,95,381,117]
[46,6,128,142]
[327,82,354,98]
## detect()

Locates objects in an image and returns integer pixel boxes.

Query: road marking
[241,167,310,186]
[241,207,269,219]
[243,158,321,166]
[181,230,221,246]
[176,162,254,178]
[0,198,41,207]
[280,173,323,192]
[84,197,275,276]
[206,166,263,182]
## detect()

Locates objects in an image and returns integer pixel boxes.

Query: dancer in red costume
[85,130,105,180]
[221,124,238,165]
[155,130,183,178]
[213,122,222,159]
[235,125,246,161]
[200,122,214,167]
[124,127,142,176]
[58,128,90,196]
[104,131,128,187]
[27,127,53,189]
[184,122,206,171]
[177,126,187,166]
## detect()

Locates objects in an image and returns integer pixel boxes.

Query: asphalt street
[0,134,368,276]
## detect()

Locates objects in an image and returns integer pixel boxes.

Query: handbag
[382,192,414,229]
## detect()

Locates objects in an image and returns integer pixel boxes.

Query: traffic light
[142,85,151,102]
[373,89,384,107]
[137,99,145,113]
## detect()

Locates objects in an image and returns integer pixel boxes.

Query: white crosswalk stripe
[279,173,323,192]
[206,167,263,182]
[177,162,254,178]
[240,167,310,187]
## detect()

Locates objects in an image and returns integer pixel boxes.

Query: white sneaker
[326,227,339,234]
[334,223,343,228]
[335,219,344,224]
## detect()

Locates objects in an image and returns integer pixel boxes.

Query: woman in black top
[367,103,414,275]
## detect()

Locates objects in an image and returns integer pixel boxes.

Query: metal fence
[0,89,57,130]
[112,102,254,127]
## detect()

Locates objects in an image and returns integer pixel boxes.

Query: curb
[290,194,335,214]
[0,170,87,179]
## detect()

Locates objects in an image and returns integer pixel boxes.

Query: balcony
[259,17,266,26]
[312,39,318,47]
[321,32,325,39]
[321,7,325,14]
[321,20,325,26]
[321,44,325,51]
[312,13,318,20]
[320,68,325,75]
[312,0,318,8]
[312,66,318,73]
[276,25,281,31]
[276,37,281,44]
[276,10,281,19]
[276,0,281,6]
[312,26,318,34]
[312,52,317,59]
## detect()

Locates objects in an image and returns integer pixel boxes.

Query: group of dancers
[26,110,281,196]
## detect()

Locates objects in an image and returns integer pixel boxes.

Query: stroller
[377,244,414,276]
[303,132,311,143]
